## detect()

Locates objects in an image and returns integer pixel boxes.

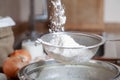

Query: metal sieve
[18,60,120,80]
[39,32,105,63]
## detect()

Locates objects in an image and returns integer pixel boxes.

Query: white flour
[48,34,94,62]
[49,0,66,32]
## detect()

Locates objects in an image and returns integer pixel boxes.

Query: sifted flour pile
[48,34,94,62]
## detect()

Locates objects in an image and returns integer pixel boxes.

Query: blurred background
[1,0,120,33]
[0,0,120,59]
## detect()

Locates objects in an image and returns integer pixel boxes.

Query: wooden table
[93,57,120,66]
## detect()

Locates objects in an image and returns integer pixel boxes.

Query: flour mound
[48,34,94,62]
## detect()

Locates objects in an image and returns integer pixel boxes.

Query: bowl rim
[40,31,105,49]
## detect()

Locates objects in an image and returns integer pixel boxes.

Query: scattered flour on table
[48,34,94,62]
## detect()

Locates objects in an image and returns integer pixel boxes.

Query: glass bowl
[18,60,120,80]
[40,32,105,63]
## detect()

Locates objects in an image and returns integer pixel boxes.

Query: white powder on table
[48,34,94,62]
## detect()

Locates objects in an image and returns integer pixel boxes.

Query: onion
[3,56,28,78]
[3,49,31,78]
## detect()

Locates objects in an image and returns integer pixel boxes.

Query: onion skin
[10,49,31,62]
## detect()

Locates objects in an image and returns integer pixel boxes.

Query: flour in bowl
[48,34,94,62]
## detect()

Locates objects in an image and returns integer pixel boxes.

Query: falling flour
[46,0,93,63]
[49,0,66,32]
